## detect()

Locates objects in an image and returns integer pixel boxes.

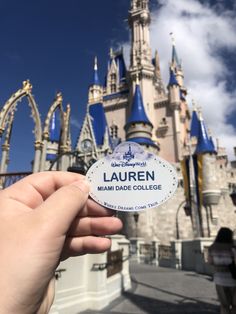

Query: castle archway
[0,80,42,173]
[40,92,67,171]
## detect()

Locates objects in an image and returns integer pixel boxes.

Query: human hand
[0,171,122,314]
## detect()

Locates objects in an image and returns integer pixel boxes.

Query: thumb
[36,179,90,236]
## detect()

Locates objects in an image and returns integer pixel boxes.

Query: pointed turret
[170,33,181,70]
[168,68,179,87]
[93,56,100,86]
[88,57,103,104]
[168,68,180,105]
[170,33,185,88]
[193,112,220,209]
[208,129,216,153]
[125,83,152,128]
[190,107,199,138]
[125,82,158,150]
[195,113,216,154]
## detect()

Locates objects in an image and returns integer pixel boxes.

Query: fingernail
[71,179,90,193]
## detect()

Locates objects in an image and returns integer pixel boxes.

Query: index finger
[0,171,85,208]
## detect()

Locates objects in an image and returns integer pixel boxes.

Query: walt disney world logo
[123,144,135,162]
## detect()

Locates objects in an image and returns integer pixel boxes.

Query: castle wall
[104,97,128,141]
[120,185,194,244]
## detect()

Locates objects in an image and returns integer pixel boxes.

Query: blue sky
[0,0,235,171]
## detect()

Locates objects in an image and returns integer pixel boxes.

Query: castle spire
[129,0,152,69]
[170,32,181,69]
[168,68,179,87]
[128,0,155,120]
[169,33,186,89]
[125,83,158,150]
[88,57,103,104]
[190,105,199,138]
[93,56,100,85]
[195,112,215,154]
[125,83,152,128]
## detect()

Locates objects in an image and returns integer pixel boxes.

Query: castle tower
[75,60,112,168]
[194,112,220,237]
[125,82,159,153]
[88,57,103,104]
[128,0,155,119]
[170,34,184,88]
[153,50,166,97]
[103,49,129,141]
[105,48,127,95]
[167,68,182,161]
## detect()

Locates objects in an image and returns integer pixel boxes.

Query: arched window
[111,84,116,93]
[111,73,116,81]
[110,124,118,138]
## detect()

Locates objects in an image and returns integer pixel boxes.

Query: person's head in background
[215,227,234,244]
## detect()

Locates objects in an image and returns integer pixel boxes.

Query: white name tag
[86,142,178,211]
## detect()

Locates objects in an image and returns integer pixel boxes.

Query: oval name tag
[86,142,178,212]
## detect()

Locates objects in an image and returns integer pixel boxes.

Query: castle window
[111,84,116,93]
[111,73,116,81]
[110,124,118,138]
[162,117,167,124]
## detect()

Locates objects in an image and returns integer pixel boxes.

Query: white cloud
[122,0,236,159]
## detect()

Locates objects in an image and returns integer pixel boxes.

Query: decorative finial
[22,79,32,93]
[56,92,63,102]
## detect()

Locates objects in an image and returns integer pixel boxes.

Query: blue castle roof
[195,117,216,154]
[168,68,179,86]
[89,103,110,146]
[49,110,60,143]
[190,109,199,138]
[209,136,216,153]
[104,51,127,86]
[115,53,126,82]
[125,84,152,129]
[127,137,158,148]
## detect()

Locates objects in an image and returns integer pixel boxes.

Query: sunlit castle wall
[120,168,193,244]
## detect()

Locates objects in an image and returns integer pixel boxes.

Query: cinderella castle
[0,0,236,244]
